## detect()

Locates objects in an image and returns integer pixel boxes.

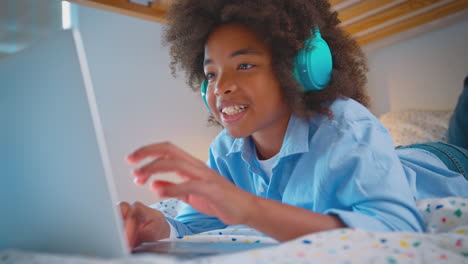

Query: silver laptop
[0,29,273,259]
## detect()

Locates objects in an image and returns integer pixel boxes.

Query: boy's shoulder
[328,97,376,123]
[322,97,389,137]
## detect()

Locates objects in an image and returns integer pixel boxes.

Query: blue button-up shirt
[167,98,468,236]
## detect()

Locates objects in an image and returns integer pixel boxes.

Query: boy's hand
[127,142,257,226]
[119,201,170,248]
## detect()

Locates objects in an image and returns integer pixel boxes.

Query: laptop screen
[0,29,129,258]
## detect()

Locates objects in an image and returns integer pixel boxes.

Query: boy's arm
[160,188,344,242]
[244,198,346,241]
[244,121,423,241]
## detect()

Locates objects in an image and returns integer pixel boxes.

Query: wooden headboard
[67,0,467,46]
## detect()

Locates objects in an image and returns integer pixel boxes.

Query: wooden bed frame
[67,0,468,46]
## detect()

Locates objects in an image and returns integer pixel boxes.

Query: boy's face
[204,24,290,140]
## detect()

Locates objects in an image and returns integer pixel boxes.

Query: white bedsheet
[2,197,467,264]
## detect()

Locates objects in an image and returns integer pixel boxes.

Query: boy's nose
[214,76,237,96]
[215,87,233,95]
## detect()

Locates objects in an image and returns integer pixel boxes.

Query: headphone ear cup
[200,80,211,111]
[293,30,333,91]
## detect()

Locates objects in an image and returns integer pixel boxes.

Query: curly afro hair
[163,0,369,123]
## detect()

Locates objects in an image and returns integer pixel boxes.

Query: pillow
[379,110,453,147]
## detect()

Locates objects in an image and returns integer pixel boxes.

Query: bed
[379,109,454,147]
[2,195,468,264]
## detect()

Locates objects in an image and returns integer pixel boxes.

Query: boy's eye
[238,63,254,70]
[206,72,216,80]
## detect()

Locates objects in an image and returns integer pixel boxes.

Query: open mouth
[221,104,248,115]
[220,104,249,123]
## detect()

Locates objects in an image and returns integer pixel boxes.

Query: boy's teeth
[222,105,247,115]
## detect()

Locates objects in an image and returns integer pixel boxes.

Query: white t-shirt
[256,150,280,179]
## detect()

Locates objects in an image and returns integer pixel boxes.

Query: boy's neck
[252,114,291,160]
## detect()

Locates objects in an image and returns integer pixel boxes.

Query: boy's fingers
[124,205,137,248]
[151,179,216,200]
[127,142,203,167]
[125,217,137,248]
[150,180,176,197]
[131,201,147,216]
[133,158,207,185]
[127,142,177,163]
[119,202,131,219]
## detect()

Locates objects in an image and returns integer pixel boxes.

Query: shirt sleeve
[166,218,179,238]
[320,115,424,232]
[163,147,228,237]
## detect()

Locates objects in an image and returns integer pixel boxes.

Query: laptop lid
[0,29,129,258]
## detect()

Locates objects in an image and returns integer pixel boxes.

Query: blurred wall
[365,19,468,116]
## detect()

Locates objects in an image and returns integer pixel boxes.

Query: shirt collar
[279,114,310,157]
[226,115,310,158]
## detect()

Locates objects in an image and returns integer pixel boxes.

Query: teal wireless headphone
[200,27,333,110]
